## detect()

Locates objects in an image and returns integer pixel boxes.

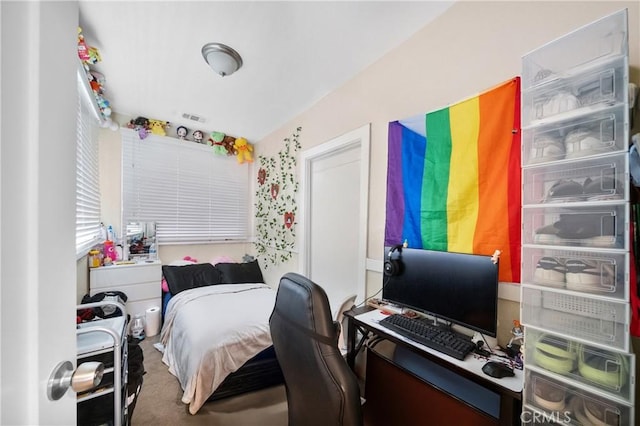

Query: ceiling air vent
[182,113,206,123]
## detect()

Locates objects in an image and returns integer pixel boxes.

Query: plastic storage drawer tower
[520,9,635,425]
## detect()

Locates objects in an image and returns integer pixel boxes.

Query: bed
[159,260,283,415]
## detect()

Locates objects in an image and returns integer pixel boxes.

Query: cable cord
[355,275,391,308]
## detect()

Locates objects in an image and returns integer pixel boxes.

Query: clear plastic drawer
[524,329,634,401]
[523,153,628,205]
[521,286,630,351]
[522,104,627,165]
[522,204,627,249]
[521,247,628,301]
[522,9,627,90]
[522,56,627,127]
[523,370,634,424]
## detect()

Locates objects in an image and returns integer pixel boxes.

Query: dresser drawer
[90,261,161,289]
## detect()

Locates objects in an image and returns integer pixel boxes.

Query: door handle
[47,360,105,400]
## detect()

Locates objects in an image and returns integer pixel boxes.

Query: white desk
[346,306,523,426]
[355,309,524,393]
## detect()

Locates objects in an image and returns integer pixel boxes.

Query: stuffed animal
[149,119,169,136]
[208,131,227,155]
[192,130,204,144]
[127,116,150,139]
[233,137,254,164]
[222,136,237,156]
[176,126,189,140]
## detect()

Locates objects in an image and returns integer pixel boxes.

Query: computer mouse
[482,361,514,378]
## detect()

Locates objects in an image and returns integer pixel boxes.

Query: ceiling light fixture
[201,42,243,77]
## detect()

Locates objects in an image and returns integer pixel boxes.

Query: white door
[1,2,79,424]
[299,125,370,312]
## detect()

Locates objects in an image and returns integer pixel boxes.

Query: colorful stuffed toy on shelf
[149,119,169,136]
[192,130,204,144]
[208,131,227,155]
[222,135,237,156]
[126,116,151,139]
[233,137,254,164]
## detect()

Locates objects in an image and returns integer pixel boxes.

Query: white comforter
[160,283,276,414]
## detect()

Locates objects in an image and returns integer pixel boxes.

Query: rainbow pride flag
[385,78,521,283]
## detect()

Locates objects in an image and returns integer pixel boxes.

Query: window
[122,130,250,244]
[76,67,102,256]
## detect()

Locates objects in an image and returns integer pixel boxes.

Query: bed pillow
[162,263,223,296]
[216,260,264,284]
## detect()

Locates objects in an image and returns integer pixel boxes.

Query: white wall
[255,1,640,343]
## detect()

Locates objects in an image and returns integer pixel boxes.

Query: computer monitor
[382,247,499,338]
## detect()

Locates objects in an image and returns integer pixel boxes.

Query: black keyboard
[378,314,475,360]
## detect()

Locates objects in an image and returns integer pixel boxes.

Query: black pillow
[216,260,264,284]
[162,263,223,296]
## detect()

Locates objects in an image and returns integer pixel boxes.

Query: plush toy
[192,130,204,144]
[127,116,151,139]
[222,136,237,156]
[176,126,189,140]
[88,71,105,95]
[149,119,169,136]
[233,137,254,164]
[208,131,227,155]
[77,28,89,61]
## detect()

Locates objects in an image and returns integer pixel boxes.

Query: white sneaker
[540,91,580,119]
[565,127,605,159]
[565,259,615,293]
[530,134,565,164]
[533,257,566,288]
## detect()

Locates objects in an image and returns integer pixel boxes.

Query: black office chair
[269,273,363,426]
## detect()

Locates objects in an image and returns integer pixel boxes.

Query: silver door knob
[47,360,105,400]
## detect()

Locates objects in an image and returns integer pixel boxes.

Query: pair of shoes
[533,257,615,293]
[534,214,617,247]
[544,177,622,203]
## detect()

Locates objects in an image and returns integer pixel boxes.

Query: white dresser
[89,260,162,319]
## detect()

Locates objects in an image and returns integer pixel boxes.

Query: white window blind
[76,69,102,256]
[122,129,250,243]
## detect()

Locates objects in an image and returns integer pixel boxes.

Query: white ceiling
[79,1,454,142]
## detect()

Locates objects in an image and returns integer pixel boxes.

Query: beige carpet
[131,335,288,426]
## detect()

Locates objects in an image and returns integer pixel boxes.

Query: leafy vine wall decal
[254,127,302,267]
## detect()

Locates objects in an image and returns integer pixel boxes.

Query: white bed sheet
[160,283,276,414]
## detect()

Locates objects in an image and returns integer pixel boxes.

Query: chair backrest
[270,273,363,426]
